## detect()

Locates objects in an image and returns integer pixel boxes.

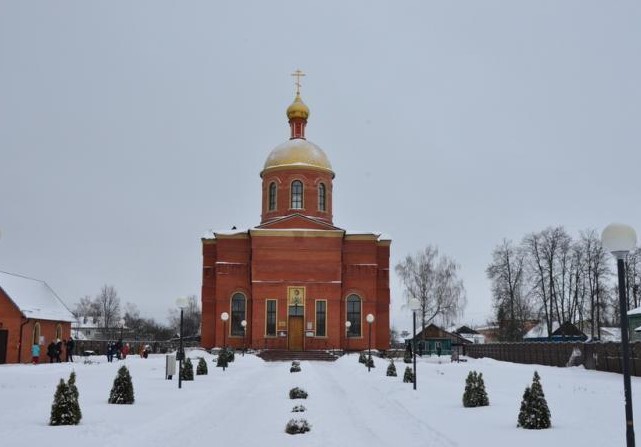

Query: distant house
[0,271,74,364]
[628,306,641,342]
[410,324,472,356]
[523,321,587,342]
[475,324,500,343]
[455,325,485,344]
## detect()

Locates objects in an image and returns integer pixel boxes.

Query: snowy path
[1,351,640,447]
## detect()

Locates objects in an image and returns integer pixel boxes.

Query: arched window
[55,324,62,341]
[231,293,246,336]
[318,183,326,211]
[346,294,361,337]
[32,322,41,346]
[268,182,277,211]
[291,180,303,209]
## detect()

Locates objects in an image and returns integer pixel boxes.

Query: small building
[410,323,471,356]
[455,325,486,344]
[0,271,74,364]
[523,321,587,342]
[628,306,641,342]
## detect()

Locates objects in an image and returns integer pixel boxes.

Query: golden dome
[262,139,334,177]
[286,93,310,120]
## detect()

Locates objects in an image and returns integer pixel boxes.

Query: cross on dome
[291,69,306,95]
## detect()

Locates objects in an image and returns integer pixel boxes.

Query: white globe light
[366,313,375,323]
[176,297,188,308]
[409,298,421,311]
[601,223,637,256]
[221,312,229,321]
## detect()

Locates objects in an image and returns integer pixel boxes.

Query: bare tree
[580,230,611,338]
[395,246,466,335]
[486,239,531,341]
[168,295,201,337]
[72,295,101,323]
[96,285,121,331]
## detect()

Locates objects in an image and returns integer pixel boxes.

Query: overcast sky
[1,1,640,331]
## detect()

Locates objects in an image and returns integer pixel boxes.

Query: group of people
[31,337,75,364]
[106,339,130,362]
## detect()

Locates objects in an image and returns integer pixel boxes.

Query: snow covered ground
[1,350,638,447]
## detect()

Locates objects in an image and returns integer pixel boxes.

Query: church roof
[262,138,333,176]
[0,271,74,322]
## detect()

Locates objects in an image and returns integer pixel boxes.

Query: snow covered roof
[628,306,641,316]
[524,321,561,339]
[635,325,641,333]
[0,271,74,322]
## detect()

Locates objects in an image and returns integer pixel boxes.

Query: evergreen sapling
[403,366,415,383]
[181,357,194,381]
[50,378,80,426]
[517,371,551,429]
[462,371,489,407]
[386,359,397,376]
[108,365,135,404]
[196,357,208,375]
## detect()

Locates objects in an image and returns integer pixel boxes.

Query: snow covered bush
[50,375,82,425]
[292,360,300,367]
[196,357,208,375]
[365,355,375,368]
[292,405,306,412]
[181,358,194,381]
[108,365,135,405]
[290,364,301,373]
[517,371,551,429]
[285,418,311,434]
[403,366,414,383]
[289,387,308,399]
[386,360,397,377]
[358,352,367,364]
[462,371,489,407]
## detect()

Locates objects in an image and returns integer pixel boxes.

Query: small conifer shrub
[67,372,82,422]
[181,358,194,381]
[292,405,306,412]
[358,352,367,364]
[289,387,308,399]
[403,344,413,364]
[108,365,135,404]
[403,366,415,383]
[386,360,397,377]
[517,371,551,429]
[365,355,375,368]
[462,371,489,407]
[50,376,82,426]
[196,357,208,375]
[292,360,300,367]
[216,351,229,368]
[285,419,311,434]
[290,364,301,373]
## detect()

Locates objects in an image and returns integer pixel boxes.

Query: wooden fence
[465,341,641,377]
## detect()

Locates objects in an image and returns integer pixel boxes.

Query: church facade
[200,87,390,352]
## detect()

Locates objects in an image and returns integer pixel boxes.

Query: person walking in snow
[31,343,41,364]
[47,341,56,363]
[55,339,63,363]
[106,342,114,362]
[65,337,75,362]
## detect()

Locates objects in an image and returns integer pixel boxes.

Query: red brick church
[200,80,390,352]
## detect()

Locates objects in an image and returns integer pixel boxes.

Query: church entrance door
[288,317,304,351]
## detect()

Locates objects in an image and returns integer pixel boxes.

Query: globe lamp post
[176,297,188,389]
[221,312,229,371]
[366,314,375,372]
[345,320,352,355]
[409,298,421,390]
[241,319,247,356]
[602,223,637,447]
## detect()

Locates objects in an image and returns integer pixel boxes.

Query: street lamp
[345,321,352,355]
[221,312,229,371]
[366,313,375,372]
[241,319,247,356]
[409,298,421,390]
[176,297,188,389]
[602,223,637,447]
